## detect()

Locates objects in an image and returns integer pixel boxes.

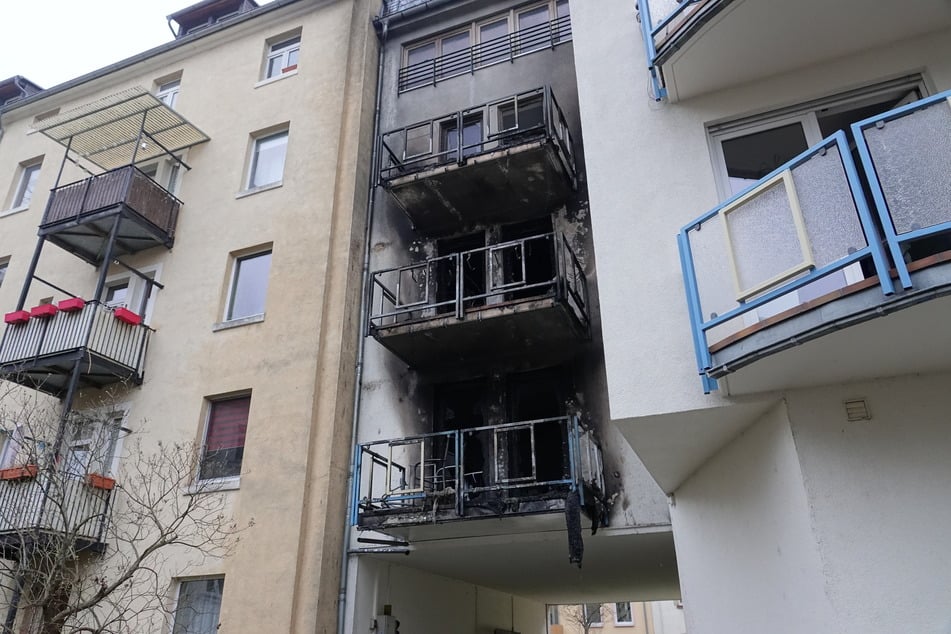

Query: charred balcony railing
[368,232,588,333]
[0,301,151,395]
[679,90,951,392]
[351,415,605,526]
[398,14,572,92]
[0,471,114,553]
[40,166,181,262]
[380,86,575,185]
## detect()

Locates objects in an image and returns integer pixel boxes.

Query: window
[103,281,130,308]
[583,604,602,626]
[615,602,634,626]
[10,161,41,210]
[138,156,183,193]
[63,412,124,478]
[100,268,159,323]
[156,79,181,108]
[265,35,300,79]
[173,577,224,634]
[247,129,288,190]
[0,258,8,288]
[199,395,251,481]
[225,250,271,321]
[440,115,483,159]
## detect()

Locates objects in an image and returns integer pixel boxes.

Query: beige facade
[0,0,377,631]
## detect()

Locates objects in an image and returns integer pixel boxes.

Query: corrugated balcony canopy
[33,86,210,170]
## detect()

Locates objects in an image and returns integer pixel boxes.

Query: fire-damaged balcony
[379,87,576,235]
[635,0,951,101]
[0,471,114,557]
[32,86,208,265]
[0,301,150,397]
[352,415,605,537]
[368,232,589,372]
[679,90,951,394]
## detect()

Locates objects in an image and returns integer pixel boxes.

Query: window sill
[254,69,298,89]
[235,181,282,199]
[0,205,30,218]
[213,313,265,331]
[186,476,240,495]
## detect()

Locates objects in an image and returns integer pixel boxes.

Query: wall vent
[844,398,871,422]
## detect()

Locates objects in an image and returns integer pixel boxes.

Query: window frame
[614,602,634,626]
[264,34,301,80]
[172,576,225,634]
[156,79,181,108]
[8,160,42,212]
[100,265,160,324]
[245,128,289,192]
[223,248,272,324]
[63,409,127,478]
[0,257,8,289]
[198,394,251,483]
[583,603,603,627]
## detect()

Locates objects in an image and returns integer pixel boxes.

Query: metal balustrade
[398,15,572,92]
[351,415,604,525]
[368,232,588,334]
[380,86,575,185]
[0,471,113,548]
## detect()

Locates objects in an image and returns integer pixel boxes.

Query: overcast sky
[1,1,273,89]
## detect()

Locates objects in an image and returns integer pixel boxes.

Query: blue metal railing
[678,131,893,392]
[852,89,951,290]
[350,415,596,526]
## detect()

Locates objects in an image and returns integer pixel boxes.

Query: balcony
[0,301,150,397]
[379,87,576,235]
[0,471,113,557]
[40,166,181,265]
[352,415,605,538]
[368,233,589,372]
[679,90,951,394]
[636,0,951,101]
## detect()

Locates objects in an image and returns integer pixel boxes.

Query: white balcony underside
[662,0,951,101]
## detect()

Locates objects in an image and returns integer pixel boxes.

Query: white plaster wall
[787,373,951,633]
[670,401,838,634]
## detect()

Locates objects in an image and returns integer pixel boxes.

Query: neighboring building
[571,0,951,633]
[0,0,377,631]
[341,1,678,632]
[551,601,686,634]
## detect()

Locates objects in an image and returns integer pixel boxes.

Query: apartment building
[0,0,377,631]
[341,1,678,632]
[571,0,951,632]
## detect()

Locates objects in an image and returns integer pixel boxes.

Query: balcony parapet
[0,470,113,555]
[40,166,181,265]
[0,301,151,396]
[368,232,588,371]
[379,87,576,234]
[352,415,604,531]
[679,90,951,393]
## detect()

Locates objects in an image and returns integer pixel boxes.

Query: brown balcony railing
[42,166,181,237]
[0,470,114,548]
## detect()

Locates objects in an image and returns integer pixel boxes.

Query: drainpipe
[337,8,387,634]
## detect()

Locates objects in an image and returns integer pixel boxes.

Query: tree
[0,383,250,633]
[560,603,615,634]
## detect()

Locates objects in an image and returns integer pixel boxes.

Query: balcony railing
[0,471,114,549]
[398,15,572,92]
[678,90,951,392]
[0,301,151,389]
[351,415,604,526]
[380,86,575,186]
[368,232,588,334]
[42,165,181,242]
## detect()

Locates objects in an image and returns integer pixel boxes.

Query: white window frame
[222,248,272,324]
[63,408,128,478]
[101,265,161,325]
[244,128,289,192]
[614,602,634,626]
[0,257,8,289]
[156,79,181,108]
[583,603,603,627]
[264,34,301,80]
[7,160,42,213]
[197,393,251,485]
[137,155,184,194]
[171,576,225,634]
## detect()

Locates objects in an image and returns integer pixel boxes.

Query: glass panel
[249,131,288,188]
[104,282,130,308]
[478,19,510,66]
[615,603,633,624]
[0,263,6,288]
[406,42,436,67]
[404,124,432,159]
[687,217,736,323]
[266,56,282,78]
[229,251,272,320]
[438,31,471,78]
[721,123,808,195]
[517,6,550,53]
[725,178,805,296]
[864,100,951,235]
[14,164,40,208]
[173,578,224,634]
[287,48,299,67]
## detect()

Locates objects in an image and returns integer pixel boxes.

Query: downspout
[337,9,387,634]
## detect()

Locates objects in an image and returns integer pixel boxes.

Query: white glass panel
[250,131,288,188]
[14,164,40,207]
[229,252,272,320]
[173,578,224,634]
[864,100,951,235]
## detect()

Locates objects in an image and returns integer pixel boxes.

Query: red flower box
[58,297,86,312]
[282,64,298,73]
[113,307,142,326]
[4,310,30,325]
[0,465,38,481]
[86,473,116,490]
[30,304,58,319]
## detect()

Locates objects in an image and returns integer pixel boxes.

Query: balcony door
[435,232,487,313]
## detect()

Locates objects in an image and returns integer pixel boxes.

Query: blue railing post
[635,0,668,101]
